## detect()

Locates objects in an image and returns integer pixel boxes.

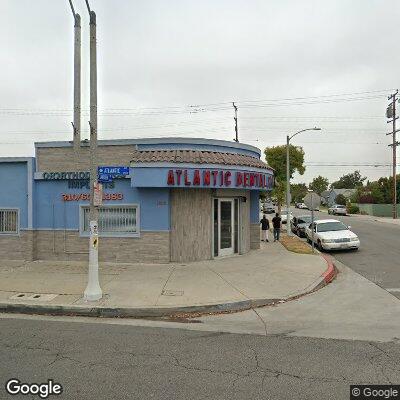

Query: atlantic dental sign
[166,169,273,189]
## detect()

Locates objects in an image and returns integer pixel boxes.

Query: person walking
[260,214,270,242]
[272,213,282,242]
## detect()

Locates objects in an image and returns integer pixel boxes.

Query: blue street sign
[98,166,129,176]
[98,173,112,183]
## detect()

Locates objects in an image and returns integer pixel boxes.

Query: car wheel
[317,240,324,252]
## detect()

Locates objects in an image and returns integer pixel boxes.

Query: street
[1,315,400,400]
[291,209,400,299]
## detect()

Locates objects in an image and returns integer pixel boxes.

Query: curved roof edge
[34,137,262,156]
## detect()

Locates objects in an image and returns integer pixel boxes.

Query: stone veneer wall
[0,231,34,261]
[170,189,213,262]
[30,230,170,264]
[250,223,261,250]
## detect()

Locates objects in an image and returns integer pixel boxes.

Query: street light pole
[68,1,81,160]
[286,135,290,234]
[84,0,102,301]
[286,127,321,236]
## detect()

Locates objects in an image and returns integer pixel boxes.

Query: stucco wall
[0,161,30,228]
[34,180,170,232]
[239,192,251,254]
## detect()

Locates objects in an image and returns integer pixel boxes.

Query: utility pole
[233,102,238,142]
[84,0,102,301]
[68,1,81,160]
[387,90,399,219]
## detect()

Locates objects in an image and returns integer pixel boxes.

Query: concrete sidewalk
[320,209,400,226]
[0,242,333,317]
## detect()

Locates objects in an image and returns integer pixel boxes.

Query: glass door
[218,199,234,256]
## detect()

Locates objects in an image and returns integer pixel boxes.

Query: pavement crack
[251,308,268,336]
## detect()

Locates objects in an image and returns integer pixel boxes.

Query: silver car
[328,205,347,215]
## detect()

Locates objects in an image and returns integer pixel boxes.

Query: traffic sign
[304,192,321,210]
[98,166,129,176]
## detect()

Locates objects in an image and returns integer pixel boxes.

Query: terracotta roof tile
[131,150,270,170]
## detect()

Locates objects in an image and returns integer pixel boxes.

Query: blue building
[0,138,273,263]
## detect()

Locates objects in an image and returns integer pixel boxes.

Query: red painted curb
[320,254,337,284]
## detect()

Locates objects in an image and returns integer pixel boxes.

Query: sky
[1,0,399,185]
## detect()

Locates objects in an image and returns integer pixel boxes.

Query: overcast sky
[1,0,399,184]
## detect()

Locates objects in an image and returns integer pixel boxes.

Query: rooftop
[130,149,270,170]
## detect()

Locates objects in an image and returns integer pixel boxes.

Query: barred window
[0,209,19,234]
[81,205,138,236]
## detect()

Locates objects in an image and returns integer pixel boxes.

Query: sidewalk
[0,242,334,317]
[320,209,400,226]
[351,213,400,226]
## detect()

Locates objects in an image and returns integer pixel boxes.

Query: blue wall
[34,179,170,231]
[0,162,29,228]
[250,191,260,223]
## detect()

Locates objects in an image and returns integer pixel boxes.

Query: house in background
[321,188,356,206]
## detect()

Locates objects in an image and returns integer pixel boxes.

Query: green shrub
[347,204,359,214]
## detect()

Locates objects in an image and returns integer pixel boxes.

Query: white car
[280,210,293,224]
[298,203,308,209]
[328,204,347,215]
[305,219,360,251]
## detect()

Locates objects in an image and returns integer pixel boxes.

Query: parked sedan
[262,204,275,214]
[298,203,308,209]
[291,215,312,237]
[305,219,360,251]
[328,204,347,215]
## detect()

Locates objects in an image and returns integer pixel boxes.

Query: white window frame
[0,208,20,236]
[79,204,140,238]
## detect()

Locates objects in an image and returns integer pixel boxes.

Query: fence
[355,203,400,217]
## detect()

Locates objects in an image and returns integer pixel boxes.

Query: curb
[0,257,338,319]
[321,254,337,284]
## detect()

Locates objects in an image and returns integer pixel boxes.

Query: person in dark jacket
[260,214,270,242]
[272,213,282,242]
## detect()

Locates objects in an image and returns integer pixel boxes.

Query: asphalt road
[1,316,400,400]
[291,208,400,299]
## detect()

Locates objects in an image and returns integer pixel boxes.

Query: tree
[264,145,306,210]
[264,145,305,182]
[356,174,400,204]
[271,181,285,212]
[330,170,366,189]
[309,175,329,195]
[291,183,308,203]
[335,194,347,205]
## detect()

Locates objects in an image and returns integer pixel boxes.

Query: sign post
[304,191,321,254]
[84,220,102,300]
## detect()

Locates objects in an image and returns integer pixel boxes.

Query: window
[80,205,139,237]
[317,221,348,233]
[0,209,19,235]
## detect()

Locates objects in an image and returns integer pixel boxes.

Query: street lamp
[286,127,321,236]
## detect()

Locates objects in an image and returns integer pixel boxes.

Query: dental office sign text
[167,169,273,189]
